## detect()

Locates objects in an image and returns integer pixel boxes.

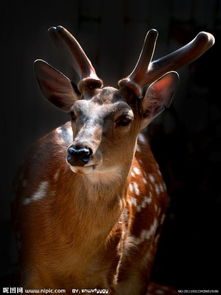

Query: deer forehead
[92,86,121,104]
[72,87,134,120]
[81,86,121,105]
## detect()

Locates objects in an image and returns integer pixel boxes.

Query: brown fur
[13,27,184,295]
[14,121,170,294]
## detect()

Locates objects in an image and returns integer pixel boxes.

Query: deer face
[67,87,136,173]
[34,26,214,175]
[66,77,179,175]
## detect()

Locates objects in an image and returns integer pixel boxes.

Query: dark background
[1,0,221,291]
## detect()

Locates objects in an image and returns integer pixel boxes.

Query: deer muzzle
[67,145,93,167]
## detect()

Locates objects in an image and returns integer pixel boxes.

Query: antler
[48,26,103,93]
[118,29,215,97]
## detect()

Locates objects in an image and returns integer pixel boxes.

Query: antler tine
[145,31,215,87]
[118,29,158,97]
[119,30,215,97]
[48,26,103,93]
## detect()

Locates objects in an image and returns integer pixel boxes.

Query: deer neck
[59,151,134,249]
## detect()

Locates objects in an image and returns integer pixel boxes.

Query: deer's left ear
[141,71,179,129]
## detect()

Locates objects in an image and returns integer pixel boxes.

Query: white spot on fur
[133,182,140,196]
[144,196,152,205]
[136,145,141,152]
[142,177,147,184]
[54,170,60,181]
[138,133,146,144]
[155,184,160,195]
[122,208,129,223]
[142,218,158,241]
[133,167,141,175]
[126,219,158,246]
[130,171,135,178]
[136,196,152,212]
[23,181,49,205]
[30,182,48,201]
[129,183,134,193]
[131,197,137,206]
[159,183,164,192]
[124,236,139,253]
[149,174,155,183]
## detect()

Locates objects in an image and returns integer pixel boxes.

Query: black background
[1,0,221,291]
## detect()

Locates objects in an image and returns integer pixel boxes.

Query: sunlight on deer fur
[13,25,214,294]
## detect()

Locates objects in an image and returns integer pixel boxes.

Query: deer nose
[67,145,93,166]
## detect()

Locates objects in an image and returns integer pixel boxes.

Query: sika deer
[13,26,214,294]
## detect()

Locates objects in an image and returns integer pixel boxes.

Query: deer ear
[141,71,179,128]
[34,59,79,111]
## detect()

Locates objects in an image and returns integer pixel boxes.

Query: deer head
[34,26,214,176]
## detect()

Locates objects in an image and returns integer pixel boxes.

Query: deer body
[14,26,214,294]
[16,116,167,294]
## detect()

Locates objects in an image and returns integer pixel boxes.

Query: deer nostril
[68,146,77,155]
[67,145,92,166]
[80,147,92,164]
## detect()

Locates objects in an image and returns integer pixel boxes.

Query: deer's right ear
[34,59,79,111]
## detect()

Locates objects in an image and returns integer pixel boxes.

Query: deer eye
[115,115,133,127]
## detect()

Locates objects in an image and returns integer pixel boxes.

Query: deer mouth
[69,164,97,174]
